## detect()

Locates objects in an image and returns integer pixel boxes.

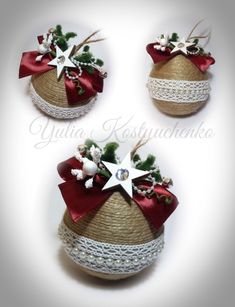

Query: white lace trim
[29,83,96,119]
[58,222,164,275]
[147,77,210,103]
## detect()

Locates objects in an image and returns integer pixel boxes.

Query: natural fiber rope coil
[61,191,163,280]
[148,55,209,116]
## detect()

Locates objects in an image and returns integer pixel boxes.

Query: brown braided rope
[63,191,163,280]
[149,55,208,116]
[31,69,93,108]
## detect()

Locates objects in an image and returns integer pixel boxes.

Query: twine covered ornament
[57,139,178,280]
[19,25,107,119]
[147,21,215,116]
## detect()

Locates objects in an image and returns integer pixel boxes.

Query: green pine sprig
[73,45,104,75]
[101,142,119,164]
[169,32,179,42]
[52,25,77,51]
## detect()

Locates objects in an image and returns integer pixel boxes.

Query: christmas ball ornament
[19,25,107,119]
[57,139,178,280]
[146,21,215,116]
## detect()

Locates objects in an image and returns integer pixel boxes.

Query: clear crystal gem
[57,55,65,64]
[115,168,129,181]
[177,42,185,48]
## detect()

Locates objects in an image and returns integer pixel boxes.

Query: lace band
[58,222,164,275]
[147,77,210,103]
[29,83,96,119]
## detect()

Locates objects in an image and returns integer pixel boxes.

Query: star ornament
[170,38,195,55]
[47,45,76,79]
[101,152,150,198]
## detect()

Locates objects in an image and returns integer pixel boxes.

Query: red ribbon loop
[58,157,178,229]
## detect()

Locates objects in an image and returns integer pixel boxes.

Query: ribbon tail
[19,51,54,78]
[64,69,103,105]
[133,184,178,229]
[189,55,215,72]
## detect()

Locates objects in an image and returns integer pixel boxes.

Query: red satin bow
[57,157,178,230]
[19,36,104,105]
[146,43,215,72]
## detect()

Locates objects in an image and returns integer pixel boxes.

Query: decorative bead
[106,258,113,266]
[83,159,98,176]
[124,259,131,267]
[114,259,122,267]
[133,258,139,266]
[87,255,95,263]
[152,252,158,258]
[96,257,104,265]
[66,244,73,252]
[72,247,79,255]
[140,191,146,197]
[147,253,153,260]
[79,251,86,260]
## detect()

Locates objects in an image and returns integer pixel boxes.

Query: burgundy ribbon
[19,36,104,105]
[146,43,215,72]
[57,157,178,230]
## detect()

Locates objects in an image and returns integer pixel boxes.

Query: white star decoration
[47,45,76,79]
[170,38,195,55]
[101,152,150,198]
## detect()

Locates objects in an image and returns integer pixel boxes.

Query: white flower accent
[36,33,53,62]
[154,34,169,52]
[90,145,102,164]
[71,169,84,180]
[72,148,99,188]
[85,178,94,189]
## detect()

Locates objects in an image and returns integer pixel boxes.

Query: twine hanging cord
[130,138,150,159]
[74,30,106,54]
[186,19,211,42]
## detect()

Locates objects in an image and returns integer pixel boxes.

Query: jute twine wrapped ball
[148,55,210,116]
[58,191,164,280]
[30,70,96,119]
